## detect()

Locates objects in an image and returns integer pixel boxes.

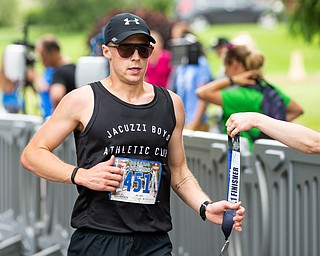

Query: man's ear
[102,45,112,60]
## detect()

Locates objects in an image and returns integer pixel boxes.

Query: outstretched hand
[205,201,245,232]
[226,112,259,138]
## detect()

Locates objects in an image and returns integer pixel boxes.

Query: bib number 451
[123,171,151,193]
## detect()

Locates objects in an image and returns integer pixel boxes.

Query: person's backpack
[249,79,286,139]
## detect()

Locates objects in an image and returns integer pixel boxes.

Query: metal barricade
[36,135,78,256]
[170,130,252,256]
[1,116,320,256]
[253,139,320,256]
[0,114,77,256]
[0,113,43,256]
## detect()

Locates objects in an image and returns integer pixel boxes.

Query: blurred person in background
[170,20,190,40]
[169,22,214,131]
[145,30,172,88]
[0,60,41,116]
[30,64,54,119]
[197,44,303,151]
[0,64,21,113]
[211,37,230,78]
[36,35,76,110]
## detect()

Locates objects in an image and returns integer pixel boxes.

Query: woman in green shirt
[196,45,303,151]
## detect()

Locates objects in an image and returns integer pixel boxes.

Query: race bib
[110,157,162,204]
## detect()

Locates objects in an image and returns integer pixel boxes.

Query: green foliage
[23,0,173,32]
[24,0,123,30]
[0,0,18,26]
[24,6,45,25]
[288,0,320,44]
[140,0,174,17]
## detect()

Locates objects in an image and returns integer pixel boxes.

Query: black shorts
[68,229,172,256]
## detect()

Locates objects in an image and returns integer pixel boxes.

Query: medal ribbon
[221,134,241,240]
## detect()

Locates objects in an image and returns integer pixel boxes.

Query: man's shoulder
[62,85,93,107]
[166,89,183,108]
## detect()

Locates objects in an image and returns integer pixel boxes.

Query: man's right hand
[75,155,123,191]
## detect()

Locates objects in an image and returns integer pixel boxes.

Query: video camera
[168,33,201,66]
[3,22,35,81]
[14,22,35,67]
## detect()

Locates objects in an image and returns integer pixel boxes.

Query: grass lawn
[0,22,319,130]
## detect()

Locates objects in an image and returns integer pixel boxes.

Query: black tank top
[72,81,176,233]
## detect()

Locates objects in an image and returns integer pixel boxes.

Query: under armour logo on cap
[124,18,140,25]
[104,12,156,45]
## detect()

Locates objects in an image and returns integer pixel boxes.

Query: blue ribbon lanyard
[219,134,241,256]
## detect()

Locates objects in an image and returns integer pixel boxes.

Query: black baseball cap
[104,13,156,45]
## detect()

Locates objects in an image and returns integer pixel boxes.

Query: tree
[286,0,320,44]
[0,0,18,26]
[24,0,173,32]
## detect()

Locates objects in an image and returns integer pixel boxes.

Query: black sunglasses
[108,43,154,58]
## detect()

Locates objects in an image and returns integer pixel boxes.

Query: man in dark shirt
[36,35,76,109]
[21,13,245,255]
